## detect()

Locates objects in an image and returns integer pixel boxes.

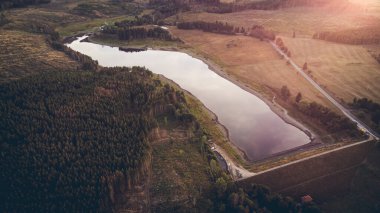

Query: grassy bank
[158,76,248,168]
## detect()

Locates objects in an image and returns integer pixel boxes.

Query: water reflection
[67,37,310,160]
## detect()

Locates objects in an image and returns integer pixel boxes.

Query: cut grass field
[0,30,80,82]
[168,4,380,38]
[281,36,380,103]
[170,28,335,109]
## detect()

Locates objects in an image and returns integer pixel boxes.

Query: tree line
[296,101,361,138]
[350,98,380,133]
[206,0,333,13]
[100,15,175,41]
[176,21,277,41]
[177,21,237,35]
[115,15,154,28]
[313,27,380,45]
[278,85,362,139]
[205,182,320,212]
[26,21,100,71]
[0,0,50,10]
[276,37,291,56]
[177,21,276,40]
[114,26,175,41]
[206,0,283,13]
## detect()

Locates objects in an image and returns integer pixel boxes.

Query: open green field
[168,1,380,122]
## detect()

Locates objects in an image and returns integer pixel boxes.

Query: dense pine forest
[350,98,380,133]
[0,61,316,213]
[0,0,50,10]
[99,15,175,41]
[204,182,319,213]
[0,67,193,212]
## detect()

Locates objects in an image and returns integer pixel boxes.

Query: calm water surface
[67,37,310,160]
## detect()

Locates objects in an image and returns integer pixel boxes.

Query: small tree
[280,85,291,101]
[303,62,308,71]
[295,92,302,103]
[276,37,283,46]
[216,177,227,197]
[293,31,296,38]
[0,13,9,26]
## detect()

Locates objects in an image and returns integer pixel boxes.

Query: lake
[67,36,310,161]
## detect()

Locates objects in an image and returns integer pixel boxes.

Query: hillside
[0,66,199,211]
[0,30,80,82]
[1,0,378,212]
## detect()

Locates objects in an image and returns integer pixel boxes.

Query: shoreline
[87,35,316,140]
[157,75,251,166]
[84,35,321,169]
[171,46,317,141]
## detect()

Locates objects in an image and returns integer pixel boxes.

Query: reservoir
[67,36,310,161]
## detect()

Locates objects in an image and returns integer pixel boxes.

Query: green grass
[56,16,130,37]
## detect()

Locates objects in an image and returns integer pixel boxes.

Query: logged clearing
[170,28,334,108]
[281,37,380,103]
[150,127,211,210]
[0,30,79,82]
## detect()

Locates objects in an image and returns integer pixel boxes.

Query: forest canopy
[0,67,190,212]
[0,0,50,10]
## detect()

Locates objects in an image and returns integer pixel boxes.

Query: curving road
[269,41,379,140]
